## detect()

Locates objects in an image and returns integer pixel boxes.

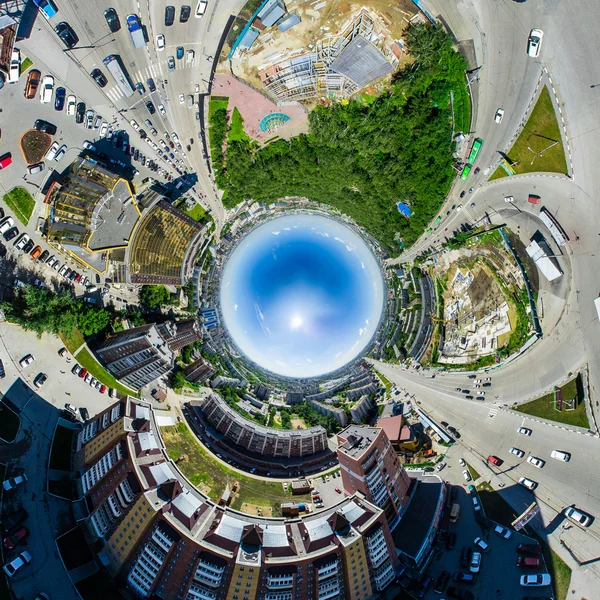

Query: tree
[77,306,111,336]
[181,345,193,364]
[139,285,171,309]
[172,368,186,389]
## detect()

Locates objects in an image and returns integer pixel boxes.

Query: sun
[290,315,304,329]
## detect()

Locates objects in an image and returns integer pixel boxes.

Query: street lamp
[63,38,116,52]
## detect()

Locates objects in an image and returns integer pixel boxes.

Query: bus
[460,164,472,180]
[102,55,134,97]
[434,216,442,225]
[467,138,484,165]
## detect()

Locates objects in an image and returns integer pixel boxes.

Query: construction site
[428,233,528,365]
[224,0,418,103]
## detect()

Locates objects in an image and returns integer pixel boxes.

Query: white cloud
[272,230,280,235]
[233,304,238,312]
[361,262,365,269]
[359,328,366,336]
[254,302,265,321]
[366,319,369,325]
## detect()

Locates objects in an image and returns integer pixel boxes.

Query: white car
[82,141,96,151]
[86,110,94,129]
[179,93,185,104]
[3,551,32,577]
[551,450,571,462]
[527,29,544,58]
[54,144,67,162]
[527,456,545,469]
[0,217,15,236]
[3,474,27,491]
[39,74,54,103]
[473,379,482,384]
[494,108,504,123]
[158,104,166,116]
[518,477,537,490]
[472,497,481,511]
[100,122,108,137]
[504,196,514,203]
[195,0,208,17]
[459,458,466,467]
[156,34,165,51]
[194,84,200,93]
[455,204,463,212]
[66,94,76,115]
[129,119,140,131]
[473,537,489,552]
[494,525,512,539]
[564,506,592,528]
[14,234,30,250]
[186,49,194,63]
[45,141,60,161]
[518,427,532,436]
[9,48,20,83]
[19,354,35,367]
[469,552,481,574]
[58,264,68,276]
[28,162,45,174]
[462,469,471,482]
[520,573,551,587]
[476,391,485,396]
[509,447,525,458]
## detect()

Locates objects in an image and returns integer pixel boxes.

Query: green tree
[181,345,193,364]
[139,285,171,309]
[172,368,186,389]
[77,306,111,336]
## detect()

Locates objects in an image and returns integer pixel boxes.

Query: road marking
[485,408,498,424]
[106,88,123,103]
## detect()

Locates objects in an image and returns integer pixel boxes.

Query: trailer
[126,14,145,48]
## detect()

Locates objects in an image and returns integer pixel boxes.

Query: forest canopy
[213,23,468,255]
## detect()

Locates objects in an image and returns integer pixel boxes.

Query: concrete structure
[309,398,348,427]
[73,398,398,598]
[95,319,201,389]
[210,375,246,389]
[202,394,328,458]
[337,425,411,530]
[349,395,374,423]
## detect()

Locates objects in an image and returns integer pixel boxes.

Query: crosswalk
[485,408,499,425]
[104,58,204,104]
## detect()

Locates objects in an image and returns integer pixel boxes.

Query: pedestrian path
[485,407,498,425]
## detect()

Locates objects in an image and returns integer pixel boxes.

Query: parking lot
[307,469,345,511]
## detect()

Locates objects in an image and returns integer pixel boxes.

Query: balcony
[186,583,217,600]
[317,561,339,580]
[317,581,341,600]
[152,527,174,553]
[373,561,394,590]
[266,574,294,589]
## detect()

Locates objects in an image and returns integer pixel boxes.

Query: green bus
[434,216,442,224]
[460,164,472,180]
[467,138,484,165]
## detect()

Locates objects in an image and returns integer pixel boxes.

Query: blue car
[34,0,58,20]
[54,87,66,111]
[176,46,184,59]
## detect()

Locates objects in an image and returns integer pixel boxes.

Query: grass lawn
[373,368,392,394]
[60,328,86,355]
[75,347,139,397]
[466,461,481,481]
[20,57,33,75]
[209,97,229,118]
[514,374,589,429]
[477,481,571,600]
[161,423,310,516]
[0,403,20,442]
[453,81,472,134]
[492,86,568,180]
[228,107,251,142]
[184,203,207,221]
[3,187,36,226]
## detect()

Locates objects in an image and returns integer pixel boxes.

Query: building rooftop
[337,425,382,459]
[377,415,403,443]
[392,477,443,559]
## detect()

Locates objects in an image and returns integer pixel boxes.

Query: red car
[78,368,87,379]
[487,455,503,466]
[335,487,342,494]
[517,556,541,568]
[516,543,542,556]
[99,384,107,394]
[0,153,12,170]
[3,526,29,550]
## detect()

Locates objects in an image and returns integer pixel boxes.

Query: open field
[161,423,310,516]
[3,187,36,225]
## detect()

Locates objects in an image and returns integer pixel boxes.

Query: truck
[126,14,145,48]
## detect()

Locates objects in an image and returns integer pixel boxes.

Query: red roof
[377,415,403,443]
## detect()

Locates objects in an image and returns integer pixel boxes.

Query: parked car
[473,537,489,552]
[91,68,108,87]
[33,0,58,20]
[19,354,34,368]
[54,144,67,161]
[518,427,532,436]
[76,102,86,123]
[180,4,191,22]
[28,162,45,175]
[79,407,90,421]
[551,450,571,462]
[527,28,544,58]
[462,470,471,482]
[3,474,27,491]
[469,552,481,573]
[39,74,54,103]
[24,69,41,99]
[518,477,537,491]
[54,86,66,110]
[453,572,474,583]
[8,48,20,83]
[86,109,95,129]
[494,108,504,123]
[2,526,29,550]
[177,46,184,59]
[3,551,32,577]
[494,525,512,539]
[520,573,551,587]
[564,506,593,528]
[472,497,481,512]
[509,447,525,458]
[55,21,79,48]
[527,456,545,468]
[517,556,541,568]
[33,372,48,387]
[487,455,502,466]
[165,5,175,26]
[446,587,474,600]
[146,101,155,114]
[104,7,121,32]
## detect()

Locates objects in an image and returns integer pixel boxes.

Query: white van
[551,450,571,462]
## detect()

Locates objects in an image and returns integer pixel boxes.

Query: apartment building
[74,398,398,599]
[336,425,412,530]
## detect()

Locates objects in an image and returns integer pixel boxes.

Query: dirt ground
[468,266,503,321]
[241,502,274,516]
[291,417,307,429]
[223,0,417,93]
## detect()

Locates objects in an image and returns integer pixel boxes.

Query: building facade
[201,394,328,458]
[336,425,412,530]
[73,399,399,600]
[184,357,217,385]
[95,319,201,389]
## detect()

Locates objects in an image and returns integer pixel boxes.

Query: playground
[212,73,308,143]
